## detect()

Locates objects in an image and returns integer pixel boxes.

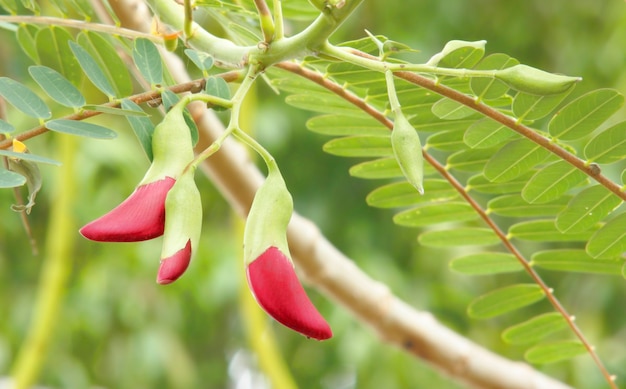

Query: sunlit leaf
[509,219,595,242]
[286,92,364,116]
[488,194,569,217]
[418,228,500,247]
[502,313,568,345]
[447,147,498,172]
[133,38,163,86]
[583,121,626,164]
[431,98,477,120]
[521,160,587,204]
[464,118,519,149]
[467,284,545,319]
[0,150,61,165]
[466,171,536,194]
[349,157,403,179]
[69,41,116,98]
[121,99,154,161]
[0,169,26,188]
[484,139,550,182]
[512,88,572,121]
[366,180,457,208]
[548,89,624,141]
[470,53,519,100]
[449,253,523,275]
[0,77,50,119]
[427,40,486,69]
[586,212,626,259]
[29,66,86,108]
[531,249,623,274]
[426,129,467,151]
[323,136,392,157]
[524,341,587,364]
[306,114,389,136]
[46,119,117,139]
[393,202,477,227]
[555,185,622,233]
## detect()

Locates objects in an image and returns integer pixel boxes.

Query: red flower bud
[157,239,192,284]
[79,177,175,242]
[246,246,332,340]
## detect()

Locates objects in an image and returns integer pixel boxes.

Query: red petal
[80,177,175,242]
[157,239,192,285]
[246,246,332,340]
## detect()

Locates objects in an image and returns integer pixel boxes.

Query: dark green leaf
[555,185,622,233]
[418,228,500,247]
[29,66,86,108]
[502,313,568,345]
[449,253,523,275]
[367,180,457,208]
[0,77,50,119]
[509,219,595,242]
[133,38,163,86]
[583,121,626,164]
[0,169,26,188]
[531,249,623,274]
[69,41,116,97]
[464,118,519,149]
[467,284,545,319]
[524,341,587,364]
[323,136,392,157]
[484,139,550,182]
[488,194,569,217]
[349,157,403,179]
[46,119,117,139]
[307,114,389,136]
[586,212,626,259]
[393,202,477,227]
[121,99,155,161]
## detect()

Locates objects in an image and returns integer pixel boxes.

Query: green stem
[11,135,77,389]
[273,0,284,40]
[183,0,193,38]
[384,69,401,113]
[254,0,275,43]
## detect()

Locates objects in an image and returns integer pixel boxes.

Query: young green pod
[391,112,424,195]
[495,64,581,95]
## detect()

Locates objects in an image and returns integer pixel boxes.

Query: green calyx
[495,64,581,95]
[391,112,424,195]
[140,102,195,185]
[243,161,294,267]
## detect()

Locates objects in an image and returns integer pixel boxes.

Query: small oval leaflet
[467,284,545,319]
[46,119,117,139]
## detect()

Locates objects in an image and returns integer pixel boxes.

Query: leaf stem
[273,0,284,40]
[254,0,275,43]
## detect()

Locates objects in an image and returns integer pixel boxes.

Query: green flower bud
[391,112,424,194]
[495,64,581,95]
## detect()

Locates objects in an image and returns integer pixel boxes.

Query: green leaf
[349,157,403,179]
[531,249,623,274]
[426,129,467,151]
[449,253,523,275]
[524,341,587,364]
[36,27,82,86]
[464,118,519,149]
[586,212,626,259]
[17,24,40,64]
[509,219,595,242]
[512,88,572,121]
[555,185,622,233]
[393,202,477,227]
[467,284,545,319]
[488,194,569,217]
[367,180,457,208]
[28,66,85,108]
[0,77,51,119]
[82,105,149,117]
[205,76,231,111]
[0,169,27,188]
[0,150,61,165]
[0,119,15,134]
[418,228,499,247]
[121,99,155,161]
[184,49,214,73]
[484,139,550,182]
[470,53,519,100]
[447,147,498,172]
[521,160,587,204]
[431,98,477,120]
[323,136,392,157]
[133,38,163,86]
[583,121,626,164]
[548,89,624,141]
[467,171,536,194]
[427,40,486,68]
[77,31,133,98]
[45,119,117,139]
[306,114,389,136]
[285,92,364,116]
[502,313,568,345]
[69,41,116,98]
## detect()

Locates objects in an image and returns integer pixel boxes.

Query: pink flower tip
[157,240,192,285]
[80,177,176,242]
[246,246,332,340]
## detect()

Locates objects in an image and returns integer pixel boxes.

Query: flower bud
[391,112,424,194]
[157,167,202,284]
[243,164,332,340]
[495,64,581,95]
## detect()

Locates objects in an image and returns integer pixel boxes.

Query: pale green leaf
[0,119,15,134]
[447,148,498,172]
[29,66,85,108]
[0,77,50,119]
[449,253,523,275]
[555,185,622,233]
[467,284,545,319]
[418,228,499,247]
[306,114,389,136]
[0,169,26,188]
[431,98,477,120]
[205,76,231,111]
[393,202,477,227]
[36,27,82,86]
[531,249,623,274]
[17,24,40,64]
[286,92,364,116]
[488,194,569,217]
[46,119,117,139]
[509,219,595,242]
[184,49,214,73]
[464,118,519,149]
[367,180,457,208]
[521,160,587,204]
[466,171,536,194]
[426,129,467,151]
[502,313,568,345]
[0,150,61,165]
[524,341,587,364]
[69,41,116,97]
[82,105,149,117]
[548,89,624,141]
[583,121,626,164]
[349,157,403,179]
[484,139,550,182]
[427,40,486,68]
[133,38,163,86]
[470,53,519,100]
[512,88,572,121]
[323,136,392,157]
[121,99,154,161]
[271,76,331,94]
[586,212,626,259]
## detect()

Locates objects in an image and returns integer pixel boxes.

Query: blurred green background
[1,1,625,388]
